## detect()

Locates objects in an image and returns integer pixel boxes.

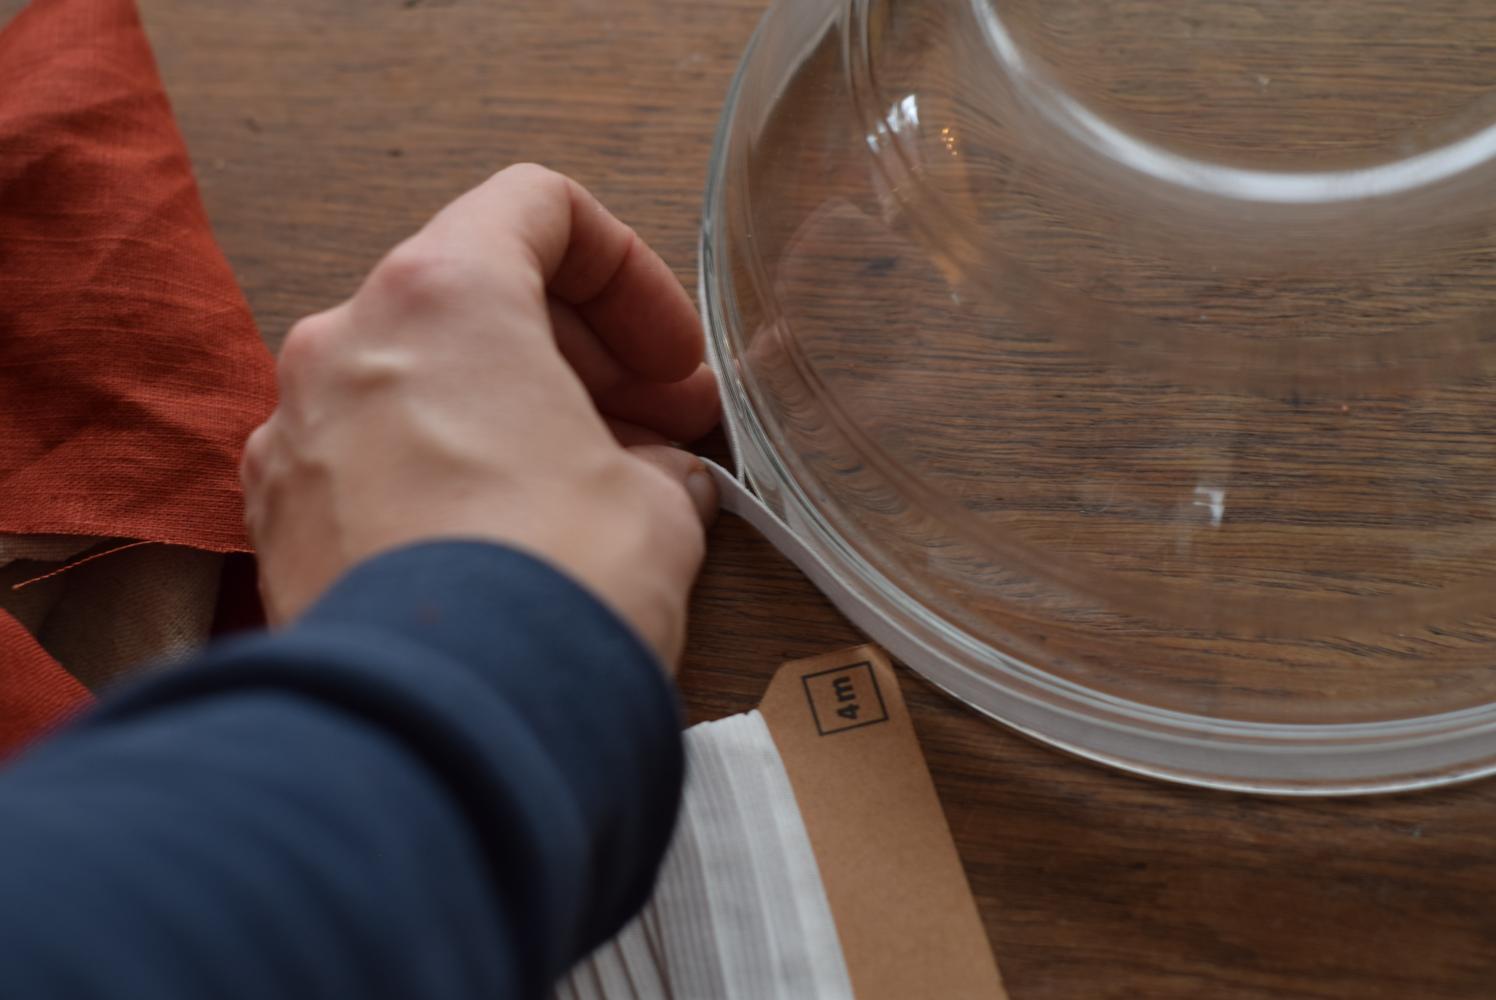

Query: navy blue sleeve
[0,541,684,1000]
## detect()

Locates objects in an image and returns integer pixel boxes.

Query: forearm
[0,541,683,999]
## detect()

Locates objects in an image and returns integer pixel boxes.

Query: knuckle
[492,163,573,225]
[497,161,563,193]
[368,243,479,314]
[279,312,336,376]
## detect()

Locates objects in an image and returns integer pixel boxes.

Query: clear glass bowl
[701,0,1496,793]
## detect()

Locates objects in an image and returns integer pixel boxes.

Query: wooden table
[136,1,1496,996]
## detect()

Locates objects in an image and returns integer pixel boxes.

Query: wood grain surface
[128,1,1496,997]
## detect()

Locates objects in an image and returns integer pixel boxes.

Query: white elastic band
[558,711,854,1000]
[703,459,945,683]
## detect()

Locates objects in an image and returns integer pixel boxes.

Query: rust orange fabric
[0,611,90,758]
[0,0,276,752]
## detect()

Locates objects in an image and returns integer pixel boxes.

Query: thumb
[627,445,719,527]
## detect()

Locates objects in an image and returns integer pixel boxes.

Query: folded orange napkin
[0,0,276,754]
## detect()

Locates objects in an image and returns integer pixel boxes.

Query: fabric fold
[0,0,275,552]
[0,610,90,759]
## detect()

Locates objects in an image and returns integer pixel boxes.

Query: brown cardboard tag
[759,645,1007,1000]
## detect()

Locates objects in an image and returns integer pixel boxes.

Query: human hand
[240,165,721,668]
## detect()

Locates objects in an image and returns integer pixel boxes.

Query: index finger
[423,163,705,383]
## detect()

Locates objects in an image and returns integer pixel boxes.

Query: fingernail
[685,467,719,526]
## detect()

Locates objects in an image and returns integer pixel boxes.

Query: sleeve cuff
[89,540,684,980]
[295,540,686,940]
